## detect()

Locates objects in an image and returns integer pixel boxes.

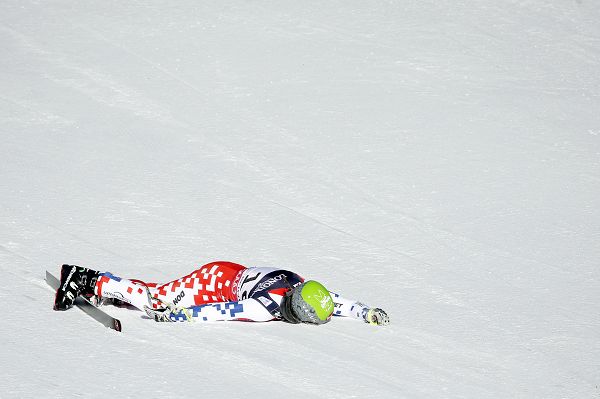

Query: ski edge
[45,270,122,332]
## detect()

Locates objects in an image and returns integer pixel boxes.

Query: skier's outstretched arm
[145,298,274,323]
[329,291,390,325]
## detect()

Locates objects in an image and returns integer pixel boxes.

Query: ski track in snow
[1,1,600,398]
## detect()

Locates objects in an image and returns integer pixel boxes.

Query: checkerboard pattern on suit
[95,262,247,311]
[170,301,246,322]
[148,262,245,309]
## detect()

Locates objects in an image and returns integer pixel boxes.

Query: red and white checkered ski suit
[94,261,371,322]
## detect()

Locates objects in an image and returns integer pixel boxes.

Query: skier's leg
[94,272,157,311]
[57,261,248,312]
[150,261,247,308]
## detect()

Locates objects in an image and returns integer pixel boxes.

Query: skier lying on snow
[53,261,390,326]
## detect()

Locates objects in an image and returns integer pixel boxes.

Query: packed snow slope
[1,1,599,398]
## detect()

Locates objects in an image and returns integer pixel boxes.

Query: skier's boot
[53,264,100,311]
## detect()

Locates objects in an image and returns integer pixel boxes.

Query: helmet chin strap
[282,274,294,290]
[280,276,302,324]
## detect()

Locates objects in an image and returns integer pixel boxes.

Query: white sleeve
[169,298,275,322]
[329,291,370,322]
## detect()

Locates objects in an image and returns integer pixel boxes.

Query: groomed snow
[1,1,599,398]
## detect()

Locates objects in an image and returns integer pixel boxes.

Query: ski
[46,270,122,332]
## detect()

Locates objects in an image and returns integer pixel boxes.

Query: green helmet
[280,280,334,325]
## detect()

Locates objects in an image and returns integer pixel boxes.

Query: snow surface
[1,1,600,398]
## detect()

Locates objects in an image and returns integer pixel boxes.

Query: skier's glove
[144,304,192,322]
[144,306,174,322]
[365,308,390,326]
